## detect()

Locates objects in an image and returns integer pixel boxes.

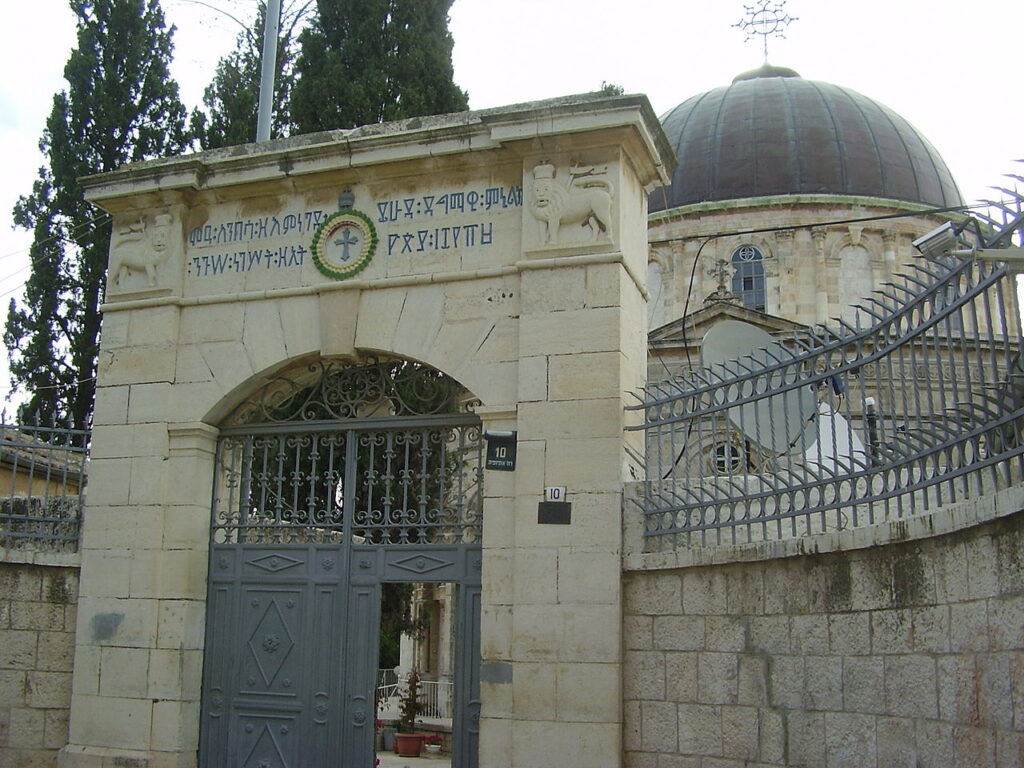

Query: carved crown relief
[108,212,176,294]
[528,162,615,247]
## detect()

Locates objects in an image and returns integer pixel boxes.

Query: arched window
[731,245,765,311]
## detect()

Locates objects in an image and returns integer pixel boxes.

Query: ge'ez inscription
[188,210,327,248]
[376,186,523,223]
[189,245,306,277]
[386,223,493,256]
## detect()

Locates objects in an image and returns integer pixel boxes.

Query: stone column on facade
[882,231,897,280]
[671,239,695,317]
[647,245,672,331]
[666,240,682,314]
[812,227,829,323]
[772,229,794,316]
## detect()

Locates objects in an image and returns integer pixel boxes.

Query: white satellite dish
[702,320,818,454]
[804,403,867,472]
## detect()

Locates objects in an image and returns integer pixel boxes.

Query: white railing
[377,668,398,692]
[418,680,453,719]
[375,674,453,720]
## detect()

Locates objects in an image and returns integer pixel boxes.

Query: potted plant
[423,733,443,754]
[394,668,423,757]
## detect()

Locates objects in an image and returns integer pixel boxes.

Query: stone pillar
[477,151,654,768]
[60,389,217,766]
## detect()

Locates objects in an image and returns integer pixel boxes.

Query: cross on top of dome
[733,0,798,62]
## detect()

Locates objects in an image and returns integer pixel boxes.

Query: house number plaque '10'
[484,431,517,471]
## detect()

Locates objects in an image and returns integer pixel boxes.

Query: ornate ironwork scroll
[212,358,483,546]
[225,357,478,426]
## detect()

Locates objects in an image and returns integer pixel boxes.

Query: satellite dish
[702,320,818,454]
[803,403,867,472]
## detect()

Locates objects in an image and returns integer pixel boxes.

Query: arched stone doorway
[199,356,482,767]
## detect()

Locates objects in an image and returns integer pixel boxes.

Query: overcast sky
[0,0,1021,402]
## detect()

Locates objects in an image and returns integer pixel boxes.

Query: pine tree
[198,0,311,149]
[290,0,467,134]
[5,0,191,430]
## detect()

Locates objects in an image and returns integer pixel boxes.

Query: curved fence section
[628,255,1024,551]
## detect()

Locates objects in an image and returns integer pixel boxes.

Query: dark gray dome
[650,66,963,212]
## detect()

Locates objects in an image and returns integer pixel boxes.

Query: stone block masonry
[623,510,1024,767]
[0,560,78,767]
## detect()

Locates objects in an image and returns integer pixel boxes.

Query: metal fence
[0,421,89,552]
[628,254,1024,551]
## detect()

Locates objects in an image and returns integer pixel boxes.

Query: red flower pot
[395,732,423,757]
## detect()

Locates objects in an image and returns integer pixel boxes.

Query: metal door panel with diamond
[202,545,345,767]
[234,715,300,768]
[239,587,301,696]
[378,546,461,582]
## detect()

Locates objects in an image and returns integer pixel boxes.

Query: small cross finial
[703,259,740,305]
[733,0,798,63]
[708,259,732,292]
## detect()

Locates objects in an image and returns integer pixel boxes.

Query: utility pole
[256,0,282,141]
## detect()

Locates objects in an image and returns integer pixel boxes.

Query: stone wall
[0,558,79,766]
[623,509,1024,767]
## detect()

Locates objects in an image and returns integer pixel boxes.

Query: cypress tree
[4,0,191,430]
[290,0,467,134]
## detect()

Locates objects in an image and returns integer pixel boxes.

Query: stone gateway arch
[62,96,672,767]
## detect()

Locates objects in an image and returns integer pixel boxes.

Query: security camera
[912,221,963,258]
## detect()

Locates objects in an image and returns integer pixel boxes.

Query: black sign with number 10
[484,431,517,471]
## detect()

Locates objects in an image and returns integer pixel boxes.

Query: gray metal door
[340,576,381,767]
[201,546,480,767]
[452,583,482,767]
[201,543,348,768]
[199,360,484,767]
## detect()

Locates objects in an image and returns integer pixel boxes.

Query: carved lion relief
[108,212,175,292]
[529,162,614,246]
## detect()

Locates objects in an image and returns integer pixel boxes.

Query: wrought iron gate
[199,359,483,768]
